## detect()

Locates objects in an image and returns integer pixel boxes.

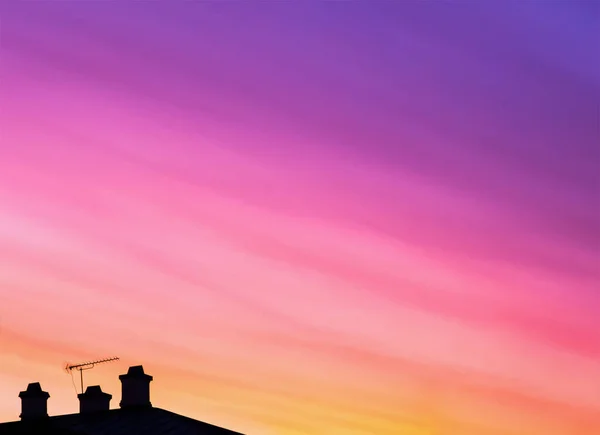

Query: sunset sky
[0,1,599,434]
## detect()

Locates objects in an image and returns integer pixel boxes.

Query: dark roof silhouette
[1,365,243,435]
[0,407,243,435]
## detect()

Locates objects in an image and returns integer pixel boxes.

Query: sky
[0,1,599,434]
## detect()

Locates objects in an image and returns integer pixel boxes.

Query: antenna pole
[80,369,84,394]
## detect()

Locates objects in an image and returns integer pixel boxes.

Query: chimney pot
[119,365,153,408]
[19,383,50,420]
[78,385,112,414]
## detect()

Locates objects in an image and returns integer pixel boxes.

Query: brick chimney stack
[18,383,50,420]
[119,365,153,408]
[78,385,112,414]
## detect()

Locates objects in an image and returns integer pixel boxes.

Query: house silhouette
[0,365,243,434]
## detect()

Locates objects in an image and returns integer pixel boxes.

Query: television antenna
[64,357,120,394]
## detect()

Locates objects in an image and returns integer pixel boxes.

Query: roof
[0,407,244,435]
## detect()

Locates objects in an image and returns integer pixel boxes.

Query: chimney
[78,385,112,414]
[19,383,50,420]
[119,365,153,408]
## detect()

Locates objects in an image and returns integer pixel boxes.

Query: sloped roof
[0,407,243,435]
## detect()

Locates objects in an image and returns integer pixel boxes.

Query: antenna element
[65,357,120,394]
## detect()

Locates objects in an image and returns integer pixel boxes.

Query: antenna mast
[65,357,120,394]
